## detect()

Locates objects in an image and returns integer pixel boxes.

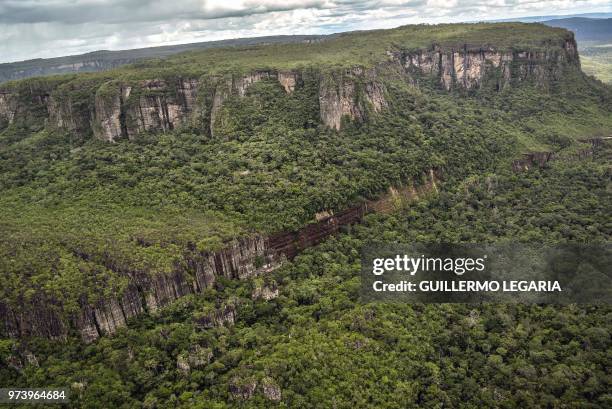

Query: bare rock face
[406,47,514,90]
[262,378,282,402]
[229,378,257,400]
[93,85,126,141]
[403,36,579,91]
[124,78,199,138]
[48,96,77,132]
[93,78,199,141]
[0,91,16,127]
[195,304,236,329]
[229,376,281,401]
[319,67,387,130]
[278,70,299,93]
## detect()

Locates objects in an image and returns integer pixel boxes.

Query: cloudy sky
[1,0,610,63]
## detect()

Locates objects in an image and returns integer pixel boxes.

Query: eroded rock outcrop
[229,377,282,401]
[0,171,440,343]
[195,304,237,329]
[252,282,279,301]
[262,378,282,402]
[319,67,387,130]
[0,91,16,127]
[93,78,200,141]
[278,70,299,93]
[402,37,578,91]
[93,85,127,141]
[230,378,258,400]
[512,152,555,172]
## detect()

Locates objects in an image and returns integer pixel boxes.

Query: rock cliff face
[93,78,199,141]
[1,235,280,343]
[0,171,439,343]
[0,35,580,137]
[229,377,282,401]
[401,38,579,91]
[0,83,51,130]
[0,91,16,128]
[319,67,387,130]
[512,151,555,172]
[93,85,127,141]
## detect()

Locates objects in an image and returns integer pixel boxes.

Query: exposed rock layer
[512,151,555,172]
[0,172,438,342]
[0,36,581,137]
[401,38,579,91]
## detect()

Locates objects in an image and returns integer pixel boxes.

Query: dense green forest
[2,72,610,312]
[1,147,610,408]
[1,22,611,408]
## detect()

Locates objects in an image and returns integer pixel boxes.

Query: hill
[0,22,611,407]
[538,17,612,83]
[1,20,610,339]
[1,16,603,84]
[0,35,330,84]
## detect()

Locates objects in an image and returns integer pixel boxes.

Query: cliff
[0,29,581,138]
[400,38,578,90]
[0,23,586,343]
[0,172,438,343]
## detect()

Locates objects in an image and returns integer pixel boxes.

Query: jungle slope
[1,142,610,409]
[0,22,611,344]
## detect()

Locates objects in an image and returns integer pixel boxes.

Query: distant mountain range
[1,12,610,84]
[540,17,612,43]
[493,12,612,22]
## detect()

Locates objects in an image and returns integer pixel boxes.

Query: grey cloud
[0,0,328,24]
[0,0,609,62]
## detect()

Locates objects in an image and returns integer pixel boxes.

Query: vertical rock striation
[318,67,387,130]
[401,37,579,91]
[0,91,17,127]
[0,171,439,343]
[93,78,200,141]
[0,34,581,136]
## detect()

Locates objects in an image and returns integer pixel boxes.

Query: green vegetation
[1,150,610,408]
[0,22,611,408]
[2,73,610,312]
[581,46,612,83]
[0,22,574,90]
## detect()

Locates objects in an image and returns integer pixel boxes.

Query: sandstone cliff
[0,171,439,343]
[399,38,579,91]
[0,34,581,138]
[319,67,387,130]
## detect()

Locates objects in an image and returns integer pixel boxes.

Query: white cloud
[0,0,610,62]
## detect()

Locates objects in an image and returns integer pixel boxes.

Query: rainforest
[0,21,611,408]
